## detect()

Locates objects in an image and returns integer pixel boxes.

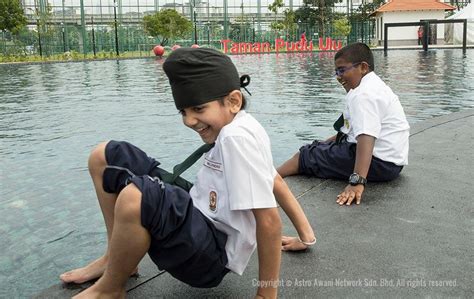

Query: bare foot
[60,256,108,284]
[72,284,126,299]
[60,256,139,284]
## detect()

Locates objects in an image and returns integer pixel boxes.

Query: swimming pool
[1,49,473,297]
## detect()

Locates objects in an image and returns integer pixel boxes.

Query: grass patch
[0,50,159,64]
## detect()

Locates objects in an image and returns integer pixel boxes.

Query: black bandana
[163,47,244,110]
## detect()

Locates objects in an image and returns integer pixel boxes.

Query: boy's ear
[227,90,242,113]
[361,61,370,75]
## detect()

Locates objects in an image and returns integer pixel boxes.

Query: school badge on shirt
[344,118,350,129]
[209,191,217,212]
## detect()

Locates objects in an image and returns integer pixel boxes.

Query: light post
[240,0,244,41]
[298,19,301,40]
[28,8,43,57]
[194,11,198,45]
[2,31,5,54]
[252,16,255,43]
[91,17,96,57]
[206,0,210,45]
[62,0,68,52]
[307,23,311,41]
[36,15,42,57]
[113,0,119,56]
[61,22,66,52]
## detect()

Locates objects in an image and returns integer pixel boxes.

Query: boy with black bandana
[60,48,316,299]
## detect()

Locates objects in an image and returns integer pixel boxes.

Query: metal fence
[2,0,377,57]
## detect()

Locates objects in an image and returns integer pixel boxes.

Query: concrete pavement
[36,109,474,298]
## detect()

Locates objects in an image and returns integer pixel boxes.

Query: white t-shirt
[340,72,410,166]
[190,110,277,275]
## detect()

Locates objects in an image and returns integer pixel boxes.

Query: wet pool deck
[36,109,473,298]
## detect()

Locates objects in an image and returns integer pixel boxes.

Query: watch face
[349,174,359,184]
[349,173,362,185]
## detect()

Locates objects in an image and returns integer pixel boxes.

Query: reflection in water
[0,49,473,297]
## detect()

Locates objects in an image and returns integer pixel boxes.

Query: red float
[153,45,164,56]
[191,44,200,48]
[171,44,181,51]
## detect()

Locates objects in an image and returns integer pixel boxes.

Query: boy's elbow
[254,208,282,233]
[273,173,288,196]
[274,173,284,185]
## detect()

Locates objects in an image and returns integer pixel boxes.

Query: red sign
[221,37,343,54]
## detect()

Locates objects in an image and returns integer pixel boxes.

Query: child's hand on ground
[281,236,315,251]
[336,184,364,206]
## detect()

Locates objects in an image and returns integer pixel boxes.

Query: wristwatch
[348,173,367,186]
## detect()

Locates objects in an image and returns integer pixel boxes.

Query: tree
[449,0,461,10]
[351,0,385,22]
[268,0,285,32]
[0,0,27,34]
[295,5,318,27]
[347,0,384,43]
[232,15,251,41]
[268,0,284,18]
[143,9,192,46]
[333,17,351,41]
[282,9,297,31]
[300,0,342,36]
[282,9,297,39]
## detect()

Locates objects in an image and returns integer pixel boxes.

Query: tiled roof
[373,0,455,14]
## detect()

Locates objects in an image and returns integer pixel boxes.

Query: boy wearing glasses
[278,42,409,206]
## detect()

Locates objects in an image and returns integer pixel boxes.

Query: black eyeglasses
[334,62,362,77]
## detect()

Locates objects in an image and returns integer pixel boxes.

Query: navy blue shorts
[298,140,403,182]
[103,140,229,288]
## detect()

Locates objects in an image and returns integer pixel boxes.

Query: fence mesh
[2,0,380,58]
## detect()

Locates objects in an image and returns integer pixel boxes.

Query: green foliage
[268,0,284,15]
[143,9,192,46]
[351,0,385,22]
[230,15,252,41]
[234,15,249,25]
[0,0,27,34]
[282,9,297,32]
[298,0,343,36]
[0,50,156,63]
[268,0,285,33]
[207,21,223,42]
[270,21,285,31]
[294,6,318,26]
[333,17,351,38]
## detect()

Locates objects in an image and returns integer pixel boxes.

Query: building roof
[371,0,455,16]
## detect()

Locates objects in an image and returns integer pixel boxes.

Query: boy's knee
[115,184,142,222]
[88,141,109,173]
[292,152,300,163]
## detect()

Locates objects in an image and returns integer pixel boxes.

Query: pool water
[0,49,473,297]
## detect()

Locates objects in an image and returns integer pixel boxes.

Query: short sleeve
[221,135,277,210]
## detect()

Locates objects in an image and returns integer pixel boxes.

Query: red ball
[191,44,200,48]
[153,45,164,56]
[171,44,181,51]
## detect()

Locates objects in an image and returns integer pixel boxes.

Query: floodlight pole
[36,16,43,57]
[113,0,120,56]
[207,21,210,45]
[462,19,467,53]
[252,16,256,43]
[91,16,97,57]
[194,10,198,44]
[62,0,68,52]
